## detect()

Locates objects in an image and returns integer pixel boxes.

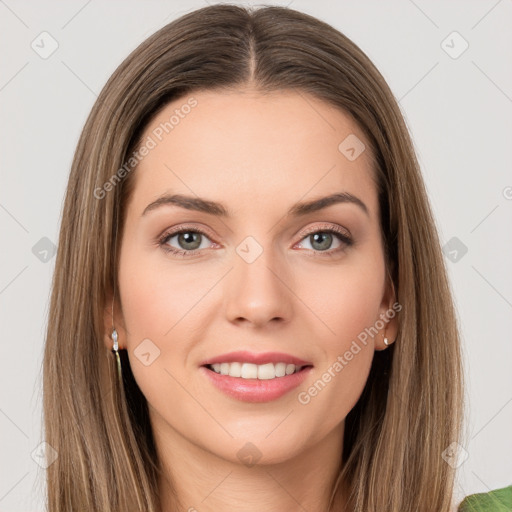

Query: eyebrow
[141,191,369,218]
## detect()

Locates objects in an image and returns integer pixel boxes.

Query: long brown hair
[43,4,464,511]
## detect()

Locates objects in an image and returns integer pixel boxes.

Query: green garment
[458,485,512,511]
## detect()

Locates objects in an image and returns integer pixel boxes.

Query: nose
[223,241,293,328]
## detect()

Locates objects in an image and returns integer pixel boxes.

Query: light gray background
[1,0,511,509]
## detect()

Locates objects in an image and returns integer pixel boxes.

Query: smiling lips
[200,350,312,366]
[200,350,313,402]
[208,361,305,379]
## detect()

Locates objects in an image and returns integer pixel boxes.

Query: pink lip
[200,365,313,403]
[199,350,313,367]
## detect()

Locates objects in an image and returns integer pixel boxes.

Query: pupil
[179,232,201,250]
[311,232,332,251]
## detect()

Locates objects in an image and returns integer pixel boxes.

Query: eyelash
[157,224,353,259]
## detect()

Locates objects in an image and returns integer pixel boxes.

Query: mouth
[203,361,312,380]
[200,362,314,403]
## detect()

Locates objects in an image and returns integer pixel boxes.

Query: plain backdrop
[1,0,511,509]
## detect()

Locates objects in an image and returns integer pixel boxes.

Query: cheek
[298,253,386,350]
[117,248,219,385]
[119,262,165,337]
[118,248,198,340]
[300,343,374,441]
[117,251,191,415]
[293,251,384,416]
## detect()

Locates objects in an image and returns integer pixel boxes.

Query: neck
[154,414,346,512]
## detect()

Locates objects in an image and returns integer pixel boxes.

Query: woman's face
[107,88,397,466]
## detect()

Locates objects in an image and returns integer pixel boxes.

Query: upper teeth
[210,362,303,380]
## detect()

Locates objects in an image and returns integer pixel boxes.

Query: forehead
[128,88,378,220]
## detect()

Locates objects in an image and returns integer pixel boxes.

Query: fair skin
[104,88,398,511]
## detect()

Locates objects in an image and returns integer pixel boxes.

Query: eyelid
[159,221,351,241]
[297,222,352,240]
[158,223,217,242]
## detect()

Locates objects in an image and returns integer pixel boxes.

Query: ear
[375,269,400,351]
[102,288,127,351]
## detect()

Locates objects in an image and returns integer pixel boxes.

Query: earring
[111,328,122,381]
[383,336,390,346]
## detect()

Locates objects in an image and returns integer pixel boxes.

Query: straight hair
[43,4,464,511]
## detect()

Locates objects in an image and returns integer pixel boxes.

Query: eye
[157,224,353,259]
[158,226,216,258]
[295,225,353,257]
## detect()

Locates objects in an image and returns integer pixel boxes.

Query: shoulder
[457,485,512,511]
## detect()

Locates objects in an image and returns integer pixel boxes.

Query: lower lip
[200,366,313,403]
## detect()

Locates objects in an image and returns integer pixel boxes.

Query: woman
[42,4,483,511]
